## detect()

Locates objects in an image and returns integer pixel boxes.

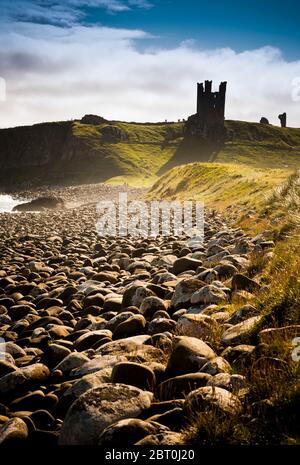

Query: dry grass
[147,162,291,210]
[253,238,300,329]
[156,166,300,446]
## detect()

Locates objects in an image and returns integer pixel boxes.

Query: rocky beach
[1,0,300,451]
[1,183,297,446]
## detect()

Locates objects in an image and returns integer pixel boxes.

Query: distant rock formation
[260,117,270,125]
[81,115,107,125]
[0,120,124,188]
[13,196,64,211]
[278,112,287,128]
[100,125,129,142]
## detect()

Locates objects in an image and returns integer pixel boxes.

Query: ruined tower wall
[197,80,226,123]
[190,80,227,143]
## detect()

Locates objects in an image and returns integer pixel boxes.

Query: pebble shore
[0,184,287,445]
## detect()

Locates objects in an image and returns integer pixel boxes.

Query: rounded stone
[98,418,167,446]
[166,336,216,376]
[140,297,168,319]
[59,383,153,445]
[158,372,212,401]
[184,386,242,416]
[111,362,156,391]
[0,364,50,399]
[113,315,146,338]
[0,418,28,444]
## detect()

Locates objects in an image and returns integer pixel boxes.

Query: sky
[0,0,300,128]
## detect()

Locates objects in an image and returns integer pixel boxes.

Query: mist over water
[0,195,26,212]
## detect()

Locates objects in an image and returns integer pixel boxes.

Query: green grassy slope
[147,162,292,209]
[217,121,300,169]
[0,118,300,188]
[147,121,300,211]
[0,120,183,187]
[71,121,183,184]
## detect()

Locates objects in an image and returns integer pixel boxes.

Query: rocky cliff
[0,117,300,188]
[0,118,183,188]
[0,120,121,187]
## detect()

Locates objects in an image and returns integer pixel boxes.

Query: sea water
[0,195,28,213]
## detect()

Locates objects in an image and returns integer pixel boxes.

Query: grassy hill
[0,117,299,188]
[147,162,291,209]
[217,120,300,169]
[72,120,183,187]
[146,120,300,216]
[0,119,183,188]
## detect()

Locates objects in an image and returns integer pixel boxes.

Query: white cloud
[0,21,300,128]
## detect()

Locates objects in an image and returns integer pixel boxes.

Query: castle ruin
[278,112,287,128]
[185,80,227,144]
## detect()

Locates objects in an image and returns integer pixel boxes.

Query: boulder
[227,305,258,325]
[166,336,215,375]
[206,372,232,390]
[111,362,156,391]
[147,407,185,431]
[53,352,90,376]
[13,197,64,212]
[175,314,218,339]
[70,355,128,378]
[200,356,232,375]
[81,114,107,125]
[113,315,146,338]
[0,342,26,359]
[56,368,113,416]
[105,312,135,332]
[184,386,242,416]
[95,336,165,365]
[222,344,255,363]
[158,373,212,401]
[140,297,168,318]
[172,257,202,275]
[171,278,204,310]
[213,263,238,279]
[147,318,176,335]
[74,330,112,351]
[0,364,50,398]
[0,360,17,377]
[43,344,72,368]
[231,274,261,293]
[221,316,262,346]
[260,117,269,124]
[103,296,123,312]
[93,272,118,284]
[191,284,228,305]
[98,418,168,446]
[122,284,155,308]
[59,384,152,445]
[135,432,183,445]
[0,418,28,444]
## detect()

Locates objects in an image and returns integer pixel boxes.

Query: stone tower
[185,80,227,143]
[160,81,227,172]
[197,80,227,125]
[278,112,287,128]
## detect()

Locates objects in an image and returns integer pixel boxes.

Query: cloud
[0,20,300,128]
[0,0,153,26]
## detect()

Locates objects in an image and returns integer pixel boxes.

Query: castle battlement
[185,80,227,144]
